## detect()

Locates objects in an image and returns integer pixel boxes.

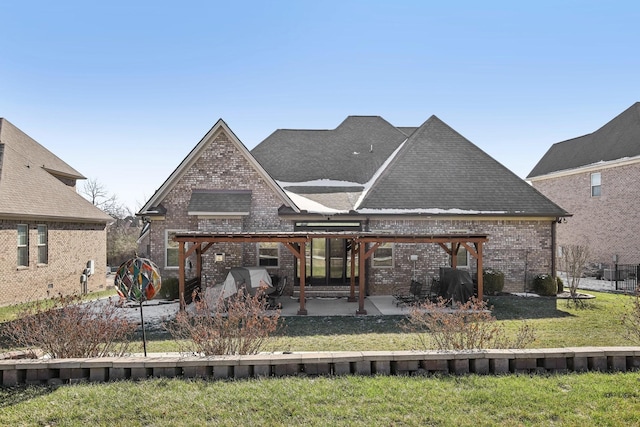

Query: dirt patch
[556,291,595,300]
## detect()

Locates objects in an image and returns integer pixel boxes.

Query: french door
[297,237,359,286]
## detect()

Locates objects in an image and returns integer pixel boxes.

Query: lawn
[2,290,640,426]
[135,290,636,353]
[1,373,639,426]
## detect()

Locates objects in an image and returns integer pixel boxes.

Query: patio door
[305,238,355,286]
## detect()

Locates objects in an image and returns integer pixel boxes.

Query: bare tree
[79,178,141,266]
[80,178,129,219]
[561,244,590,305]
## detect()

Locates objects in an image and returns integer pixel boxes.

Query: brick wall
[143,128,556,297]
[146,129,294,287]
[368,218,553,294]
[0,220,107,306]
[531,162,640,265]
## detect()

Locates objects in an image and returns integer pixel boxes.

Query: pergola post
[357,241,367,315]
[476,241,484,301]
[297,241,307,315]
[178,241,186,310]
[348,240,357,302]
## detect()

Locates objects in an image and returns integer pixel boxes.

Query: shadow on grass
[0,385,55,409]
[488,295,575,320]
[277,315,408,337]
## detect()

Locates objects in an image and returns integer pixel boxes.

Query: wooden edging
[1,347,640,387]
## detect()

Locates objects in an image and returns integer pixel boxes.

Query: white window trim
[165,229,187,269]
[17,224,29,267]
[37,224,48,265]
[372,243,394,268]
[455,247,469,269]
[257,242,280,268]
[591,172,601,197]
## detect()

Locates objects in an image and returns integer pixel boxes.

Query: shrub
[622,291,640,344]
[531,274,557,296]
[1,294,136,358]
[556,276,564,293]
[159,277,180,300]
[402,297,536,350]
[166,287,281,355]
[483,268,504,295]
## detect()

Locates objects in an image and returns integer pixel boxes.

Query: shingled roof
[252,116,407,184]
[253,115,567,217]
[0,118,112,222]
[528,102,640,178]
[358,116,567,216]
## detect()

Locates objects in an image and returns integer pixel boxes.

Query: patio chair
[420,276,441,302]
[268,276,287,309]
[394,279,423,306]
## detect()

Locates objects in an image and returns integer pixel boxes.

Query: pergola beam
[173,231,489,313]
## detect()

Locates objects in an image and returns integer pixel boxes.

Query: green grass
[1,373,639,426]
[2,290,640,426]
[134,290,636,353]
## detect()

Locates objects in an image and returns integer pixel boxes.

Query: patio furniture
[394,279,424,306]
[268,276,287,309]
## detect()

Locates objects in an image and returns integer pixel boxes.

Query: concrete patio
[275,295,411,317]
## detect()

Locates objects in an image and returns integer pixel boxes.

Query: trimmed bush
[532,274,557,296]
[483,268,505,295]
[166,287,281,355]
[159,277,180,300]
[1,294,136,358]
[556,276,564,293]
[402,297,536,350]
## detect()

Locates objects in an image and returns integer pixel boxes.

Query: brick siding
[143,129,556,297]
[531,162,640,265]
[0,220,107,306]
[144,129,294,287]
[367,218,553,295]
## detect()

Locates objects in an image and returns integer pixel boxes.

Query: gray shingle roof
[528,102,640,178]
[187,190,252,215]
[0,119,112,222]
[251,116,407,184]
[359,116,567,215]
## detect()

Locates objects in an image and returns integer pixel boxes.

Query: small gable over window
[187,190,252,217]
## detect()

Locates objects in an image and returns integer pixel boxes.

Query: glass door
[297,238,357,286]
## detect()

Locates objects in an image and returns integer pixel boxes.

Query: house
[528,102,640,270]
[0,118,113,306]
[138,115,568,313]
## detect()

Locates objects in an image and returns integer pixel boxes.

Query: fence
[605,264,639,292]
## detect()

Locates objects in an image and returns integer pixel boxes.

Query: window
[165,230,185,268]
[455,247,469,268]
[372,242,393,268]
[17,224,28,267]
[591,172,601,197]
[258,242,279,267]
[37,225,48,264]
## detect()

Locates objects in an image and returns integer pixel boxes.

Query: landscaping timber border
[2,347,640,387]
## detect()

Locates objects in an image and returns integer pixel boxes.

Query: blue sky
[1,1,639,211]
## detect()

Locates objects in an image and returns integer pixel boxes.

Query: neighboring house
[138,114,567,304]
[528,102,640,267]
[0,118,113,306]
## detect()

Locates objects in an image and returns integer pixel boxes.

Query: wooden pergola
[173,231,489,315]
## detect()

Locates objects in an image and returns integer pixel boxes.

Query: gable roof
[253,116,567,217]
[528,102,640,178]
[139,119,297,215]
[358,116,568,216]
[251,116,408,184]
[0,118,113,222]
[187,190,252,216]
